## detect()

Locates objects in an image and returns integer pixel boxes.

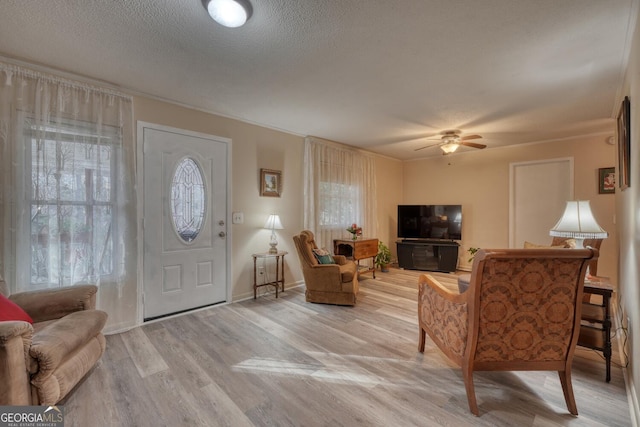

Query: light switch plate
[232,212,244,224]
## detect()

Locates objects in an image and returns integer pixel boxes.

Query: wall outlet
[232,212,244,224]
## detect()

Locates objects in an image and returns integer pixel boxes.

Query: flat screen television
[397,205,462,240]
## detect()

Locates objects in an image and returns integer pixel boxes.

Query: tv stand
[396,239,459,272]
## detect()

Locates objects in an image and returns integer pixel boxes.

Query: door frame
[136,121,232,325]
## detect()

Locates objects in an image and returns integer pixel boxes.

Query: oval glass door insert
[171,158,206,243]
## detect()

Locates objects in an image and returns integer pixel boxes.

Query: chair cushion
[0,294,33,324]
[524,239,576,249]
[313,248,335,264]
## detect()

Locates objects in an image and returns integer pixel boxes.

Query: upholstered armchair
[0,274,107,405]
[418,248,597,416]
[292,230,359,305]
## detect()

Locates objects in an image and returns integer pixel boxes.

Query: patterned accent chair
[418,248,597,416]
[292,230,359,305]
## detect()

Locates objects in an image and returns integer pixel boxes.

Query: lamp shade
[264,214,283,230]
[549,201,608,240]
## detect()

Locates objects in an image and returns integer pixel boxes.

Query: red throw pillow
[0,294,33,323]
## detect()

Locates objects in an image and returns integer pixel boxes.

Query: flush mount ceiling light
[202,0,252,28]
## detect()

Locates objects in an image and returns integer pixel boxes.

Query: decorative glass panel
[171,158,206,242]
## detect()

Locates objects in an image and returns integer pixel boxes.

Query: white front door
[141,124,229,320]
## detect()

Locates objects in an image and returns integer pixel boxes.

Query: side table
[333,238,378,278]
[252,251,287,299]
[581,277,614,382]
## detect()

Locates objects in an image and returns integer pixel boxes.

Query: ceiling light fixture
[202,0,252,28]
[439,134,461,154]
[440,142,460,154]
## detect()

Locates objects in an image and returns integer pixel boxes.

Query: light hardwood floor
[62,268,632,426]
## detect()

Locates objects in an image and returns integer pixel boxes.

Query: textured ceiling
[0,0,636,159]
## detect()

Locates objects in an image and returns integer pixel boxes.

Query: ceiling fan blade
[460,141,487,149]
[414,142,442,151]
[461,134,482,141]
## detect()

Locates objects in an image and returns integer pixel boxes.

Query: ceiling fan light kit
[202,0,252,28]
[414,129,487,154]
[440,142,460,154]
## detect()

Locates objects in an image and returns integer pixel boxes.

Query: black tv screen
[397,205,462,240]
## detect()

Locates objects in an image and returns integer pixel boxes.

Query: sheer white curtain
[0,62,137,332]
[303,137,377,252]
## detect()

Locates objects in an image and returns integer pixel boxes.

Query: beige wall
[402,135,618,280]
[618,4,640,421]
[133,96,305,301]
[374,156,404,259]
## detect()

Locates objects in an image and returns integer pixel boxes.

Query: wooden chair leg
[463,366,479,416]
[558,370,578,415]
[418,326,426,352]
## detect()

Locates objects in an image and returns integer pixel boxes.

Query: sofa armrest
[418,274,469,364]
[10,285,98,323]
[0,321,34,405]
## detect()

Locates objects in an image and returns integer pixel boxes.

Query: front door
[141,124,229,320]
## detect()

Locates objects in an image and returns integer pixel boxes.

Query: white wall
[617,4,640,422]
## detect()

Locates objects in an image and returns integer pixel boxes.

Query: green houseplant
[375,241,392,272]
[467,247,480,263]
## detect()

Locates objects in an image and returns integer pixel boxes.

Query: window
[26,120,120,287]
[171,157,206,243]
[318,181,359,228]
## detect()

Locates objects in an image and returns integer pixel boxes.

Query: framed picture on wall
[617,96,630,190]
[260,168,282,197]
[598,167,615,194]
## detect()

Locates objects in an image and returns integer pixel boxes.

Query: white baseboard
[627,376,640,427]
[613,302,639,426]
[232,280,304,302]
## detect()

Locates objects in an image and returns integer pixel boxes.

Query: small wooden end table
[581,277,614,382]
[333,238,378,278]
[252,251,287,299]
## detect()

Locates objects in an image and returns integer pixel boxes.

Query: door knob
[219,231,226,238]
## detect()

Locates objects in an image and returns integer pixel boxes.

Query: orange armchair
[418,248,597,416]
[292,230,359,305]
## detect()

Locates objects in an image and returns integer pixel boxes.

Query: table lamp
[264,214,284,254]
[549,200,608,249]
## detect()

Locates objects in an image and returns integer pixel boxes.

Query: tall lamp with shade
[264,214,284,254]
[549,200,608,250]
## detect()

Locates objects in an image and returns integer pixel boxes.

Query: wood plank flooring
[62,268,632,426]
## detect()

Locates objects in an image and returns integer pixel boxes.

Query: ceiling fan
[414,130,486,154]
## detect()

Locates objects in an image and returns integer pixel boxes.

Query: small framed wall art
[260,168,282,197]
[617,96,630,190]
[598,167,615,194]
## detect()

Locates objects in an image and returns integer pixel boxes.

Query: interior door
[509,158,573,248]
[142,125,228,320]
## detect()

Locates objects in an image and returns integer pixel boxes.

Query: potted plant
[467,247,480,263]
[375,241,392,272]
